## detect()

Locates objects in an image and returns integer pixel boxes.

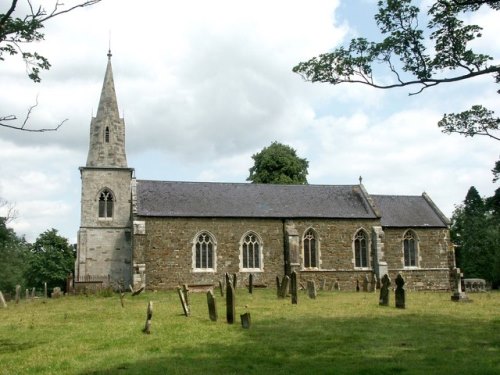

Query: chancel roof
[371,194,450,228]
[136,180,379,219]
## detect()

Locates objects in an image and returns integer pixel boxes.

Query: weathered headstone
[232,273,238,289]
[225,273,231,289]
[25,289,29,299]
[182,284,190,307]
[248,274,253,294]
[207,290,218,322]
[395,274,405,309]
[372,274,378,292]
[31,287,35,300]
[280,275,290,298]
[44,282,48,299]
[307,280,317,299]
[142,301,153,334]
[52,287,63,298]
[362,275,369,292]
[0,291,7,308]
[320,279,326,291]
[15,285,20,304]
[240,312,251,329]
[379,274,391,306]
[219,280,224,297]
[451,267,470,302]
[177,287,190,316]
[276,276,281,298]
[226,280,236,324]
[356,279,360,292]
[290,271,298,304]
[333,279,340,291]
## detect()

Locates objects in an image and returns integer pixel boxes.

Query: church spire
[86,51,128,168]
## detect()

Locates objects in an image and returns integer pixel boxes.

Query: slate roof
[136,180,378,219]
[372,194,449,228]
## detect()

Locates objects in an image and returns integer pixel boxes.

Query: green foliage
[247,141,309,184]
[293,0,500,140]
[25,229,75,292]
[451,186,500,287]
[0,218,30,294]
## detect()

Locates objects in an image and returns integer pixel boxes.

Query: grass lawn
[0,288,499,375]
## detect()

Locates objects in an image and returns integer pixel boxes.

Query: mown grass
[0,289,499,375]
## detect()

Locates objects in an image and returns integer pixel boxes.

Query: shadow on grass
[79,313,500,375]
[0,338,39,353]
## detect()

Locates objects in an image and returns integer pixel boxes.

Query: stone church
[75,53,455,291]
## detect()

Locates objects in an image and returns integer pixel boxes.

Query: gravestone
[142,301,153,334]
[395,274,405,309]
[207,290,218,322]
[320,279,326,291]
[182,284,190,307]
[307,280,317,299]
[451,268,470,302]
[219,280,224,297]
[240,312,251,329]
[372,274,378,292]
[290,271,298,304]
[15,285,20,304]
[362,275,369,292]
[280,275,290,298]
[66,272,74,294]
[379,274,391,306]
[44,283,47,299]
[0,291,7,308]
[356,279,360,292]
[25,289,29,299]
[232,273,238,289]
[177,287,190,317]
[226,280,236,324]
[333,280,340,291]
[225,273,231,289]
[52,287,63,298]
[31,287,35,300]
[248,274,253,294]
[276,276,281,298]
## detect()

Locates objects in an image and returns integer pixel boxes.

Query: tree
[247,141,309,184]
[0,0,101,132]
[25,229,75,292]
[293,0,500,141]
[451,186,500,287]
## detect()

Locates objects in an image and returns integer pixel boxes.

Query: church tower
[75,51,134,287]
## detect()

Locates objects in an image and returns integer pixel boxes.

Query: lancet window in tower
[105,127,110,143]
[98,189,114,218]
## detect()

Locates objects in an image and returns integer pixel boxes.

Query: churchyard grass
[0,289,499,374]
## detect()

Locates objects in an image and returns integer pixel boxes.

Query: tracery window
[403,230,418,267]
[194,232,216,271]
[303,229,318,268]
[98,189,114,218]
[354,229,369,268]
[240,232,262,271]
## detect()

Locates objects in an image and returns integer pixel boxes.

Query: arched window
[240,232,262,271]
[193,232,216,271]
[303,229,318,268]
[105,127,110,143]
[403,230,418,267]
[98,189,114,218]
[354,229,369,268]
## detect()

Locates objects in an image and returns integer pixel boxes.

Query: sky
[1,0,499,243]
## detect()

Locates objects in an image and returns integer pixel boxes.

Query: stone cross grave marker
[451,267,470,302]
[240,312,251,329]
[379,274,391,306]
[290,271,298,305]
[395,274,405,309]
[207,290,218,322]
[226,280,236,324]
[307,280,317,299]
[177,287,190,317]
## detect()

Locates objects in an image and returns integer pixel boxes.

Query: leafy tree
[25,229,75,292]
[451,186,500,287]
[0,217,30,295]
[293,0,500,141]
[247,141,309,184]
[0,0,101,132]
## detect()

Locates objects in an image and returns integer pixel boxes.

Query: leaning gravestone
[182,284,190,308]
[307,280,317,299]
[379,274,391,306]
[280,275,290,298]
[226,280,236,324]
[395,274,405,309]
[177,287,190,317]
[207,290,218,322]
[0,291,7,308]
[142,301,153,334]
[240,312,251,329]
[290,271,298,305]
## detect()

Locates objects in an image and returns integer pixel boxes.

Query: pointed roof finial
[107,30,112,59]
[359,176,363,184]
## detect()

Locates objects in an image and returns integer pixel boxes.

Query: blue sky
[1,0,498,243]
